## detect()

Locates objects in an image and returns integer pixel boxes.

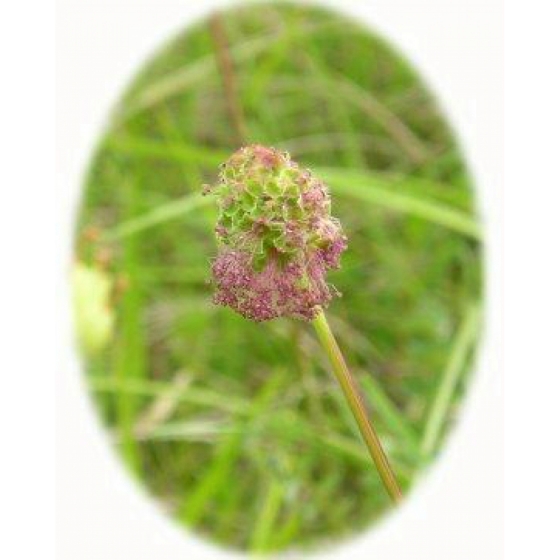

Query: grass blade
[104,192,212,240]
[318,167,481,240]
[420,303,481,458]
[88,376,251,415]
[112,179,146,474]
[105,135,228,168]
[250,479,284,553]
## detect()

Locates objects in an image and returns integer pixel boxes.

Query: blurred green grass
[76,1,482,554]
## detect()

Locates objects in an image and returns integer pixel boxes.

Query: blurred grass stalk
[420,303,481,459]
[312,309,402,504]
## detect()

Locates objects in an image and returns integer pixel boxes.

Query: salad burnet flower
[204,145,347,321]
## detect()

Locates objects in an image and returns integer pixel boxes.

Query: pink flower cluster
[207,145,347,322]
[211,242,345,321]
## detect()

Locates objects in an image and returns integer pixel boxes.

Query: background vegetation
[75,1,482,554]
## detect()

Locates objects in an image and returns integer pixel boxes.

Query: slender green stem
[311,309,402,504]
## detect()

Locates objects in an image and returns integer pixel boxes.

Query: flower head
[205,145,347,321]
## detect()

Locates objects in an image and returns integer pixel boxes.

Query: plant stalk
[311,309,402,504]
[209,13,248,146]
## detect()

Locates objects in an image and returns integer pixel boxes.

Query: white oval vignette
[57,1,503,559]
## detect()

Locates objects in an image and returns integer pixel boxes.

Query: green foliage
[76,1,482,554]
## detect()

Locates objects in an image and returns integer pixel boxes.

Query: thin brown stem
[312,309,402,504]
[209,13,248,146]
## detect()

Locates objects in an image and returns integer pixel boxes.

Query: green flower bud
[72,262,115,355]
